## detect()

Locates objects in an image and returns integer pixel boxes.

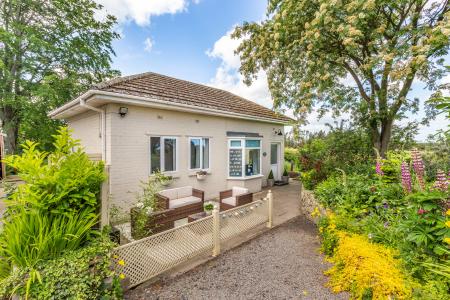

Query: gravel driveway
[125,217,347,300]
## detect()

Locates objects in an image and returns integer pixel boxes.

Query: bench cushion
[159,188,178,200]
[169,196,201,209]
[232,187,249,197]
[222,196,237,206]
[177,186,193,198]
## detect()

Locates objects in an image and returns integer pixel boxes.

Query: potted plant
[267,170,274,187]
[196,170,208,181]
[282,168,289,183]
[203,202,215,215]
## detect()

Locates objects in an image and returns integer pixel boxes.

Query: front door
[270,143,280,180]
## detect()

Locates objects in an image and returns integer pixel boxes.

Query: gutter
[49,90,293,125]
[79,99,106,163]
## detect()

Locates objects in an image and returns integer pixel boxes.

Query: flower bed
[313,149,450,299]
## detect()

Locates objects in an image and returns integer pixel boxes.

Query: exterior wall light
[119,107,128,117]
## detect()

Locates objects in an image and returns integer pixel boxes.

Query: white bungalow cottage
[49,72,292,213]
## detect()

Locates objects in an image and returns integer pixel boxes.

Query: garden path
[125,216,347,300]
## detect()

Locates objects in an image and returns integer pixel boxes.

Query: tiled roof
[93,72,293,123]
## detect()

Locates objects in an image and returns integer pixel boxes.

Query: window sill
[227,174,264,181]
[188,170,212,177]
[150,171,180,179]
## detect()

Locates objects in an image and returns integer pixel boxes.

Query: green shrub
[284,147,300,171]
[3,127,106,216]
[0,238,122,300]
[0,207,97,271]
[0,127,109,287]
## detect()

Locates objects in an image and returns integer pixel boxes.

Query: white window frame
[188,137,211,171]
[149,136,179,174]
[227,138,262,178]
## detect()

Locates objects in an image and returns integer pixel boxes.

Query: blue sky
[97,0,448,141]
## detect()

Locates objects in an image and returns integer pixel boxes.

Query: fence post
[267,190,273,228]
[212,208,220,257]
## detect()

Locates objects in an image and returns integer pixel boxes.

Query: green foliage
[297,127,372,189]
[314,148,450,298]
[233,0,449,155]
[0,128,111,295]
[3,127,106,216]
[0,238,122,300]
[0,207,97,271]
[284,147,300,171]
[203,202,214,212]
[283,168,288,176]
[0,0,120,153]
[268,169,274,179]
[131,172,167,239]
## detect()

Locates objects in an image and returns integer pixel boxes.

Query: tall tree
[233,0,450,157]
[0,0,120,153]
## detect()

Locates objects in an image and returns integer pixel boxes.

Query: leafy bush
[0,238,122,299]
[315,148,450,299]
[0,207,97,270]
[325,231,415,299]
[297,128,373,188]
[0,127,118,298]
[3,127,105,216]
[284,147,300,171]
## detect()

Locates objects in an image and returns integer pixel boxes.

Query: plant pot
[196,174,207,181]
[282,176,289,183]
[267,179,274,187]
[204,210,213,215]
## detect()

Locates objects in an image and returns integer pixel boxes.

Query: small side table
[188,211,210,222]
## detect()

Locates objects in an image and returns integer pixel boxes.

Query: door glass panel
[270,144,278,165]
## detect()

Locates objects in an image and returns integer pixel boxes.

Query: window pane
[270,144,278,165]
[202,138,209,169]
[245,149,260,176]
[229,149,242,177]
[230,140,241,147]
[190,138,201,169]
[164,138,176,171]
[245,140,260,148]
[150,137,161,173]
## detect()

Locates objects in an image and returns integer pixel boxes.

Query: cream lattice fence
[114,192,272,288]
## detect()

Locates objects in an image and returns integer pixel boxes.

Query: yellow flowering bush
[325,231,414,299]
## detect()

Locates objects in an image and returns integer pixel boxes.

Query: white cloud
[144,37,153,52]
[96,0,195,26]
[206,28,273,108]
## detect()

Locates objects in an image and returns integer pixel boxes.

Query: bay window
[150,136,177,173]
[189,137,210,170]
[228,139,261,177]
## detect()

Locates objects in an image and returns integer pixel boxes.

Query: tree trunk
[369,118,393,158]
[1,105,19,154]
[379,119,393,158]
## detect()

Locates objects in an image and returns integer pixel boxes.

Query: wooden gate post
[212,208,220,257]
[267,190,273,228]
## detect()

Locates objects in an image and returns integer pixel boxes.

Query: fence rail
[114,191,273,288]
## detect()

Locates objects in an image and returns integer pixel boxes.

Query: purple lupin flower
[376,159,384,176]
[411,148,425,190]
[401,162,412,193]
[433,169,448,192]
